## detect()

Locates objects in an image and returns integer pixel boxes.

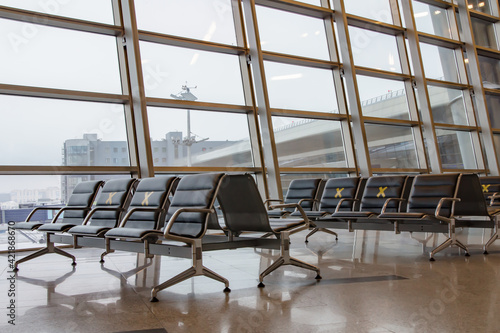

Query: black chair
[217,174,321,287]
[13,180,104,270]
[302,176,363,242]
[100,176,179,262]
[377,173,464,261]
[479,176,500,207]
[266,178,324,218]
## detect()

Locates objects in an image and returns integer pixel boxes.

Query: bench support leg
[150,239,229,302]
[483,217,499,254]
[305,224,338,243]
[14,233,76,271]
[429,219,469,261]
[259,231,321,287]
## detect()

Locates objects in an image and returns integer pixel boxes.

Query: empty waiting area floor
[1,228,500,333]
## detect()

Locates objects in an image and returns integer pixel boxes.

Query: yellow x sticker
[482,184,491,193]
[335,188,344,198]
[377,187,388,198]
[142,192,154,206]
[105,192,117,205]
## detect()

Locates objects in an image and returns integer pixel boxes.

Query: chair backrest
[88,178,138,228]
[62,180,104,224]
[478,176,500,205]
[283,178,323,212]
[123,176,178,230]
[359,175,409,212]
[166,173,225,238]
[217,174,274,233]
[454,174,490,217]
[318,177,362,212]
[406,173,461,218]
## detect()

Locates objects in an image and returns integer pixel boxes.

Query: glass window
[139,42,245,105]
[256,5,330,60]
[0,95,128,166]
[272,117,347,168]
[471,17,498,50]
[264,61,339,113]
[486,94,500,128]
[436,129,477,169]
[0,19,122,93]
[478,56,500,88]
[467,0,494,15]
[428,86,468,125]
[412,1,452,39]
[134,0,237,46]
[343,0,393,24]
[420,43,460,82]
[0,0,115,24]
[349,27,402,73]
[365,124,419,168]
[147,107,253,167]
[356,75,410,120]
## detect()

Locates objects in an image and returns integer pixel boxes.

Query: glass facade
[1,0,500,251]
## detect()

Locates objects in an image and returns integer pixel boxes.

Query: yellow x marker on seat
[335,188,344,198]
[482,184,491,193]
[142,192,154,206]
[377,187,388,198]
[105,192,117,205]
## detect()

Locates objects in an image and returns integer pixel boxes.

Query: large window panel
[357,75,410,120]
[0,0,115,24]
[428,86,468,125]
[486,94,500,128]
[478,56,500,88]
[0,95,128,166]
[420,43,460,83]
[264,62,339,113]
[436,129,477,169]
[147,107,253,167]
[365,124,419,169]
[467,0,494,15]
[471,17,498,50]
[412,1,452,39]
[342,0,394,24]
[256,5,330,60]
[272,117,347,168]
[134,0,237,45]
[349,27,402,73]
[0,18,122,93]
[140,42,245,105]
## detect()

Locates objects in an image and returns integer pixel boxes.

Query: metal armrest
[81,207,126,226]
[163,207,215,243]
[50,206,93,223]
[380,198,405,215]
[270,203,309,228]
[118,206,163,228]
[24,206,64,222]
[264,199,284,210]
[489,192,500,206]
[435,197,460,220]
[334,198,358,213]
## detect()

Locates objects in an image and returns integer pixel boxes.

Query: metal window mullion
[401,0,443,173]
[457,0,499,174]
[332,0,372,177]
[321,0,358,173]
[119,0,153,178]
[242,0,282,200]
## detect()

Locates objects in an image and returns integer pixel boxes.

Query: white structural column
[242,0,283,199]
[332,0,372,177]
[118,0,154,177]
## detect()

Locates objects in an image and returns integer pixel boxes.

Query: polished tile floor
[1,228,500,333]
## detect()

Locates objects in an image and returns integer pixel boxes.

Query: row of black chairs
[13,173,321,301]
[270,173,500,260]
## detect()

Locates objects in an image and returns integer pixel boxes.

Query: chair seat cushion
[68,225,111,236]
[14,221,44,231]
[267,210,288,217]
[290,211,328,218]
[269,218,305,232]
[377,212,426,219]
[105,227,163,239]
[331,211,376,218]
[37,223,77,232]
